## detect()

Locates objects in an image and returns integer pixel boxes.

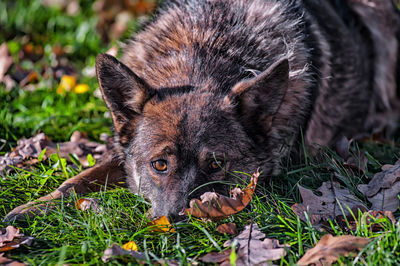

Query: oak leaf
[297,234,369,266]
[358,160,400,212]
[181,170,259,220]
[201,223,288,265]
[292,181,366,224]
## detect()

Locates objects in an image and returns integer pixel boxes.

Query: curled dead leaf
[181,170,259,220]
[147,216,175,232]
[297,234,369,266]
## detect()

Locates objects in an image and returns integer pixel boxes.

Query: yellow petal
[147,215,176,232]
[122,241,138,251]
[73,84,89,94]
[58,75,76,93]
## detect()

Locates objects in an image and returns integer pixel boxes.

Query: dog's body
[5,0,400,221]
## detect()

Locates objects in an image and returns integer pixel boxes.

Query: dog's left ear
[225,58,289,137]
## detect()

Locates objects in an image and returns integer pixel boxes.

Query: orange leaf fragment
[122,241,138,251]
[181,170,259,220]
[147,216,176,232]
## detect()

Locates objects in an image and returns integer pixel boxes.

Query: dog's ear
[225,58,289,138]
[96,54,154,133]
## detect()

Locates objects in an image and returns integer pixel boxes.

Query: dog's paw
[3,201,53,222]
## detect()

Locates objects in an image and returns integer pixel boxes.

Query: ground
[1,1,400,265]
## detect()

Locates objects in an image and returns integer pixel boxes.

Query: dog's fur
[5,0,400,221]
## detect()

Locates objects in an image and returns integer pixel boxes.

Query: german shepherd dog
[5,0,400,221]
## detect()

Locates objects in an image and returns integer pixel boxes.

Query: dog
[5,0,400,221]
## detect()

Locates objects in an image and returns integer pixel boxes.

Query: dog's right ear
[96,54,154,133]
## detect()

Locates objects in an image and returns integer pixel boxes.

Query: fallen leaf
[217,223,237,235]
[297,234,369,266]
[75,198,103,213]
[358,160,400,212]
[201,223,288,265]
[0,43,13,82]
[102,243,146,263]
[0,253,26,266]
[181,170,259,220]
[122,241,138,251]
[0,226,34,252]
[292,181,367,225]
[147,215,175,232]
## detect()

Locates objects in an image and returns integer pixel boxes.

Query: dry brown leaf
[0,253,26,266]
[292,181,367,225]
[75,198,103,213]
[217,223,237,235]
[0,226,33,252]
[297,234,369,266]
[202,223,288,265]
[0,132,111,176]
[0,43,13,82]
[147,216,175,232]
[102,243,146,263]
[358,160,400,212]
[181,170,259,220]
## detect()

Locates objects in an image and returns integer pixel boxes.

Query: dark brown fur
[5,0,400,221]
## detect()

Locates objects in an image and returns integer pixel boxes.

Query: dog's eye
[209,160,223,171]
[152,160,168,172]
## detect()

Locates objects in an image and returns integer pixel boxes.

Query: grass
[1,1,400,265]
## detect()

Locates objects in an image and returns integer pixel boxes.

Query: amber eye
[209,160,223,171]
[151,160,168,172]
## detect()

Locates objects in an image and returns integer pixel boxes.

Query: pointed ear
[225,58,289,136]
[95,53,154,133]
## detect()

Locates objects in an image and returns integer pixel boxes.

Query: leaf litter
[0,131,111,176]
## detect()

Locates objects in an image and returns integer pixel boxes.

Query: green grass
[1,1,400,265]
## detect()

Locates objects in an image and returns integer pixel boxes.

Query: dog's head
[95,54,288,220]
